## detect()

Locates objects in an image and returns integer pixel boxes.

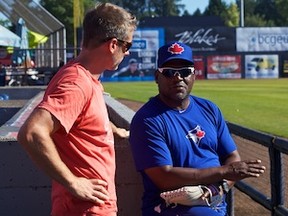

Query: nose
[174,71,181,77]
[173,71,183,79]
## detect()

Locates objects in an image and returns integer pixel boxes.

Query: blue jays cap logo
[186,125,205,145]
[157,41,194,67]
[168,43,185,55]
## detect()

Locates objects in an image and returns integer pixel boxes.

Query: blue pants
[144,203,227,216]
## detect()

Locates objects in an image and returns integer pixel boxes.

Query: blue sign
[131,40,147,49]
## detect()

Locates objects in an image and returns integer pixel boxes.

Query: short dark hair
[82,3,137,49]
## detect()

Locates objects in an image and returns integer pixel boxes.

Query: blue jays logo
[168,43,184,55]
[186,125,205,145]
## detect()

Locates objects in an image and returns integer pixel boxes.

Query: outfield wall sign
[165,27,236,52]
[193,56,205,79]
[245,54,279,79]
[207,55,242,79]
[101,28,164,82]
[237,27,288,52]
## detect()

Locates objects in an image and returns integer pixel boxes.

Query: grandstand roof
[0,0,64,36]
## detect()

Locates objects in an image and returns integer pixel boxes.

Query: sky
[181,0,236,14]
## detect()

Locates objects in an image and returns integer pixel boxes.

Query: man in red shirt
[17,3,137,216]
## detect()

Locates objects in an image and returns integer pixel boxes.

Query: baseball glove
[160,185,223,207]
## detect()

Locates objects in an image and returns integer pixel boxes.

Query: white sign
[132,29,164,51]
[245,54,279,79]
[237,27,288,52]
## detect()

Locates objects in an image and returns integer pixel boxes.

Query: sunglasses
[158,67,195,78]
[117,38,132,52]
[102,37,132,52]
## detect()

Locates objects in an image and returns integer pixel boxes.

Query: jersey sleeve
[129,113,173,172]
[38,66,91,133]
[215,106,237,160]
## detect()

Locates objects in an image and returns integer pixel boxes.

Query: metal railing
[227,122,288,216]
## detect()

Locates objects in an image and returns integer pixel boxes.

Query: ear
[155,70,159,83]
[108,38,118,53]
[192,73,196,81]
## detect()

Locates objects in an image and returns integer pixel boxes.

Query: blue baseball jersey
[129,95,237,216]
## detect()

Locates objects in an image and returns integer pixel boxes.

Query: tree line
[2,0,288,46]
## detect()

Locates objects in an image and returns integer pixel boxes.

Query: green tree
[226,3,239,27]
[204,0,227,17]
[40,0,73,45]
[241,0,276,27]
[40,0,187,45]
[254,0,278,24]
[182,10,191,16]
[275,0,288,26]
[238,0,257,17]
[245,13,275,26]
[204,0,239,27]
[99,0,186,19]
[148,0,184,17]
[192,8,202,16]
[40,0,95,46]
[203,0,281,27]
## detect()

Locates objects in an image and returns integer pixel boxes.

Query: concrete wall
[0,140,52,215]
[105,95,143,216]
[0,88,143,216]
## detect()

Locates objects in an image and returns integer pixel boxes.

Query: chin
[107,66,118,71]
[175,92,188,100]
[112,64,120,71]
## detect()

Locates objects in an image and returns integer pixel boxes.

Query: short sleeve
[38,66,91,132]
[216,107,237,159]
[129,113,173,171]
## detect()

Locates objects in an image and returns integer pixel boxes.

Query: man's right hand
[68,177,110,205]
[224,159,266,181]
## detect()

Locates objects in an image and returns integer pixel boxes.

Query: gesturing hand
[68,177,110,205]
[114,127,130,139]
[225,159,266,181]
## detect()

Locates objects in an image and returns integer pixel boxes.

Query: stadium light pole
[240,0,244,27]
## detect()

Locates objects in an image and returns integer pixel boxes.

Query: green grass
[103,79,288,138]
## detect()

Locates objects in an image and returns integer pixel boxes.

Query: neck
[74,48,106,75]
[157,95,190,110]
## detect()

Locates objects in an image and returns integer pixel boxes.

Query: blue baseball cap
[157,42,194,68]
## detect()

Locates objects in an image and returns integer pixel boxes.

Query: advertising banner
[245,54,279,78]
[207,55,241,79]
[102,28,164,82]
[283,60,288,74]
[194,56,205,79]
[237,27,288,52]
[165,27,236,52]
[281,53,288,77]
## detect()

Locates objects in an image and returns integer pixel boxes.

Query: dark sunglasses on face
[158,67,195,78]
[116,38,132,52]
[102,37,132,52]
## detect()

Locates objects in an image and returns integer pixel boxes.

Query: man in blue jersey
[129,41,266,216]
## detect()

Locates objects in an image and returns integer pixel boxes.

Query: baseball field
[103,78,288,139]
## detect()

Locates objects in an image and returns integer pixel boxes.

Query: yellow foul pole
[73,0,84,56]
